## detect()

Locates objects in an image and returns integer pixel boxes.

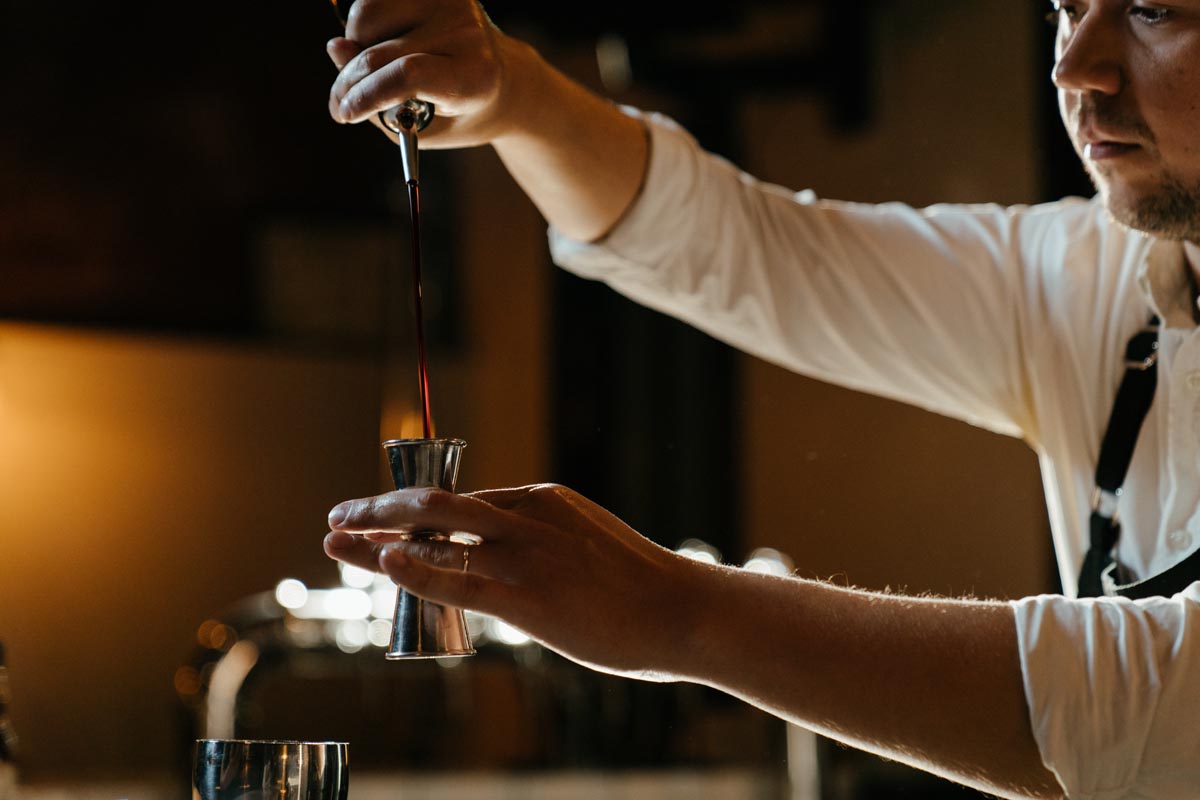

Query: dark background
[0,0,1089,332]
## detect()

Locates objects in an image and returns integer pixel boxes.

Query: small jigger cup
[382,438,474,659]
[192,739,348,800]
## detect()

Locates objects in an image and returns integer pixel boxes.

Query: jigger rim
[195,739,348,747]
[382,437,467,447]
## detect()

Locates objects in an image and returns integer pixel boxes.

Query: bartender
[323,1,1200,797]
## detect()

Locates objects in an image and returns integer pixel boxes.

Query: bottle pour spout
[381,99,434,185]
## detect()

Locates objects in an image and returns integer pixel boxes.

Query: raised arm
[324,484,1063,799]
[326,0,647,242]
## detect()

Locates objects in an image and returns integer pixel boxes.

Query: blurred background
[0,0,1090,796]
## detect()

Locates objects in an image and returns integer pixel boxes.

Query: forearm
[491,37,648,243]
[326,485,1061,796]
[673,566,1061,799]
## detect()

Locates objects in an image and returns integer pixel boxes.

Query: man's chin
[1099,184,1200,242]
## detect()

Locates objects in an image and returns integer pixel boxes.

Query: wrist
[488,35,556,142]
[651,554,738,683]
[489,39,649,241]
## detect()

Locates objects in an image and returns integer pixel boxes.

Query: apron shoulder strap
[1076,314,1160,598]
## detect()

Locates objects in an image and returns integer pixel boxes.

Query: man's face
[1053,1,1200,240]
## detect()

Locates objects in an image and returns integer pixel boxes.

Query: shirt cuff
[1010,591,1200,799]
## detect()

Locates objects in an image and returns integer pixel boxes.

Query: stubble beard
[1092,163,1200,242]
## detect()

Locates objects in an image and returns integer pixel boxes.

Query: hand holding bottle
[324,0,649,242]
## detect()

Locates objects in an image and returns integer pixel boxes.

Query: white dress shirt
[548,110,1200,798]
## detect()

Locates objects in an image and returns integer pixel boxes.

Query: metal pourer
[380,99,434,184]
[329,1,433,183]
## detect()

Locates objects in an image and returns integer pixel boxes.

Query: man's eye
[1130,6,1171,23]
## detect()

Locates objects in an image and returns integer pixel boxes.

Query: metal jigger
[192,739,348,800]
[382,438,474,659]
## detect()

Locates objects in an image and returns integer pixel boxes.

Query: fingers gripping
[323,530,387,573]
[380,547,502,614]
[329,487,527,543]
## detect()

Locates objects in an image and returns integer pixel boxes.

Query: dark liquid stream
[407,179,434,438]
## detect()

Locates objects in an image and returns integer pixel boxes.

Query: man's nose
[1052,14,1124,95]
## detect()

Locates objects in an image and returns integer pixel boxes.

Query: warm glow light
[206,624,237,651]
[743,547,794,577]
[676,538,720,565]
[196,619,220,648]
[339,563,374,589]
[275,579,308,609]
[367,618,392,647]
[326,588,372,620]
[291,588,372,620]
[396,410,428,440]
[174,666,201,697]
[489,618,532,647]
[335,620,369,653]
[371,587,396,619]
[743,557,788,576]
[464,610,488,641]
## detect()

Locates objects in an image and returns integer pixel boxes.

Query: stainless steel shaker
[193,739,348,800]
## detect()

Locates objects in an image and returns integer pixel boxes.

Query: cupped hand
[327,0,533,148]
[324,484,705,680]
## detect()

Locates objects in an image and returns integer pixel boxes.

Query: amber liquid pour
[406,179,434,438]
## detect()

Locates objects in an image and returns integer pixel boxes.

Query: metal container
[381,438,474,659]
[193,739,348,800]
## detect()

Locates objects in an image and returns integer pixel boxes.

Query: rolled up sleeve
[549,109,1090,442]
[1012,585,1200,799]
